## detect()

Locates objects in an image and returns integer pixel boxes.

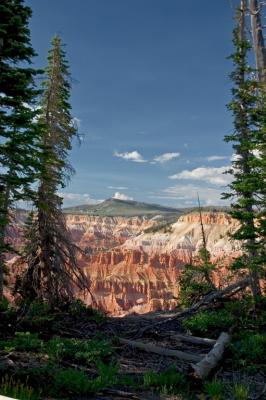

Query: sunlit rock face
[73,212,241,316]
[6,210,241,316]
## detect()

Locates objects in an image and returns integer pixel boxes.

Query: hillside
[63,198,182,217]
[63,198,229,217]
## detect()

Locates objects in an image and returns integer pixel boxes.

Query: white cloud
[114,150,146,163]
[58,192,103,208]
[169,166,231,186]
[150,184,228,207]
[206,155,228,162]
[108,186,128,190]
[153,152,180,163]
[113,192,133,201]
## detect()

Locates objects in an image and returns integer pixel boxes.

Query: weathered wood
[191,332,231,379]
[134,278,250,338]
[249,0,266,83]
[169,333,216,346]
[102,389,148,400]
[119,337,202,363]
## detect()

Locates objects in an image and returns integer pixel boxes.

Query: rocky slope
[6,207,240,316]
[76,212,240,316]
[65,214,159,253]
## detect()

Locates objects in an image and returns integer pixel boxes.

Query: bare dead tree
[249,0,266,83]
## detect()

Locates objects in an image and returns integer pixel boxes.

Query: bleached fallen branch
[118,337,202,363]
[191,332,231,379]
[168,333,216,346]
[134,278,250,338]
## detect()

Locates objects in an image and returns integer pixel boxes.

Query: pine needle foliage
[224,2,265,299]
[0,0,42,298]
[20,36,87,306]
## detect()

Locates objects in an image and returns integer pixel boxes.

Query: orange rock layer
[74,212,241,316]
[6,211,241,316]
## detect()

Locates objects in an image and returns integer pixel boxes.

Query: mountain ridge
[63,197,229,217]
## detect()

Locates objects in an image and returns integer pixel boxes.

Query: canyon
[7,202,241,316]
[66,209,240,316]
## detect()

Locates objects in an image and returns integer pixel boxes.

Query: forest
[0,0,265,399]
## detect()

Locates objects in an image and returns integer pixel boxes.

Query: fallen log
[118,337,202,363]
[190,332,231,379]
[102,388,149,400]
[169,333,216,346]
[134,277,250,338]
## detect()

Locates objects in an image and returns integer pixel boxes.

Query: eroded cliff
[75,212,240,316]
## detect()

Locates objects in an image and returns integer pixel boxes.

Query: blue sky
[26,0,239,208]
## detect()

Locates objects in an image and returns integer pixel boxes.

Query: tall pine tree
[0,0,41,298]
[224,0,265,299]
[20,36,87,306]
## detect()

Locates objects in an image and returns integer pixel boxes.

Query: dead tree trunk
[249,0,266,83]
[191,332,231,379]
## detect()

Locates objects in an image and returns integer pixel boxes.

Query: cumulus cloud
[114,150,146,163]
[150,184,228,207]
[58,192,103,208]
[169,166,231,186]
[113,192,133,201]
[153,152,180,163]
[206,155,228,162]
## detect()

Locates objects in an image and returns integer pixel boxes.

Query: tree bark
[249,0,266,83]
[191,332,231,379]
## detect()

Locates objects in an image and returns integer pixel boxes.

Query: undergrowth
[0,374,39,400]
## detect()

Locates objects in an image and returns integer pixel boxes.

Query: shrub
[68,299,107,323]
[0,332,43,352]
[229,333,266,371]
[182,310,234,335]
[21,301,54,330]
[178,264,214,308]
[0,297,9,312]
[46,337,112,364]
[52,368,89,395]
[224,297,266,332]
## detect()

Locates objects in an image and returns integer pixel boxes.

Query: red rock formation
[6,211,242,316]
[75,212,241,315]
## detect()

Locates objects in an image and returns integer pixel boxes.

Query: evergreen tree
[20,36,87,306]
[224,0,265,299]
[0,0,41,298]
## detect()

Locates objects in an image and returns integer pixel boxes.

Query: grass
[232,383,249,400]
[0,374,39,400]
[143,367,187,395]
[203,379,224,400]
[1,297,265,399]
